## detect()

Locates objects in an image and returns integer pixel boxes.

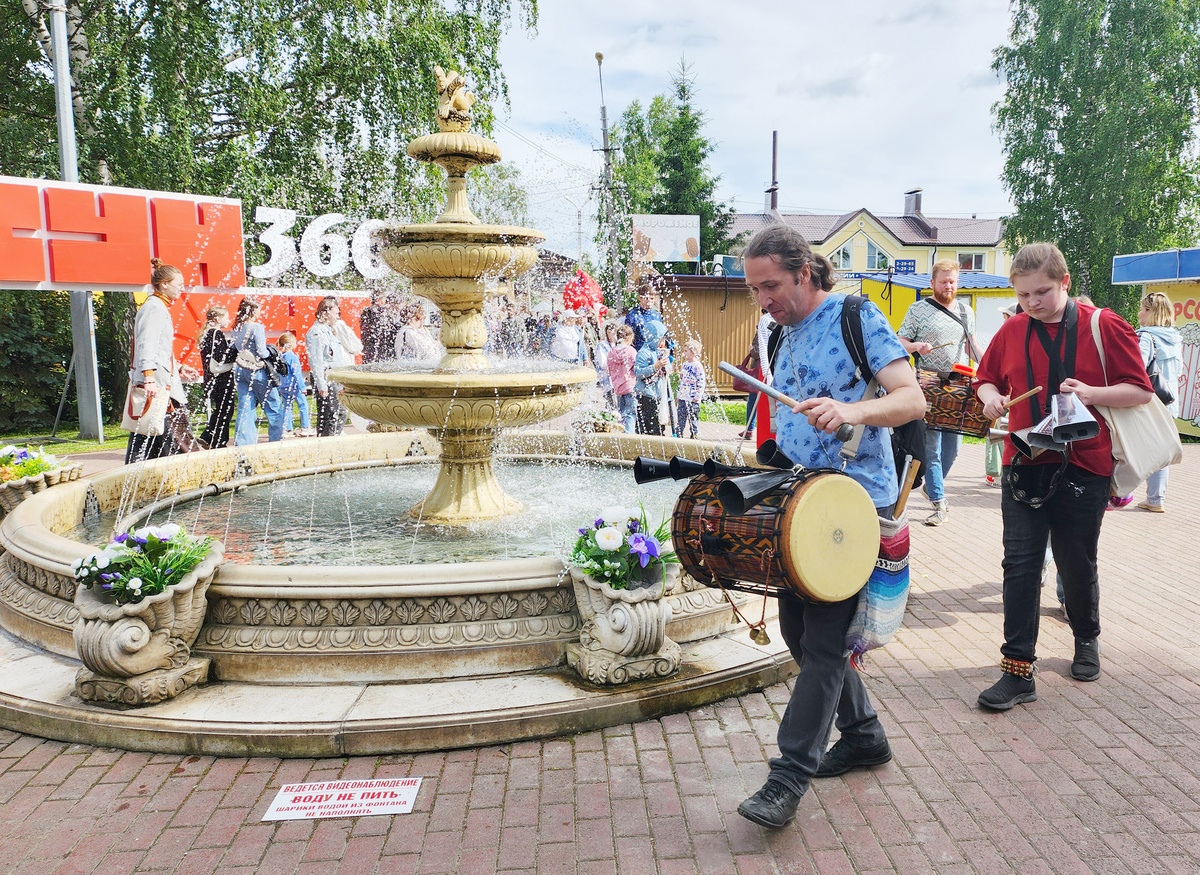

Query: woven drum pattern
[918,368,991,437]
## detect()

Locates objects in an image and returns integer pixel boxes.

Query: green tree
[993,0,1200,318]
[599,60,739,302]
[1,0,536,428]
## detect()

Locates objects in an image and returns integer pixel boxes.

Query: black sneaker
[737,780,803,828]
[978,673,1037,711]
[1071,638,1100,681]
[814,737,893,778]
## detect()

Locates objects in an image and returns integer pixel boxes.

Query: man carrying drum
[897,259,982,526]
[737,224,925,829]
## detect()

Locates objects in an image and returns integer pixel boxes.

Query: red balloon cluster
[563,268,603,310]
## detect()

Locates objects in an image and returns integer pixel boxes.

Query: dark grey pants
[767,592,887,797]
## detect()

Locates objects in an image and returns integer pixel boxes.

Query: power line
[493,120,595,174]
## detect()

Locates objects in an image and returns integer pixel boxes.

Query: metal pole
[48,0,104,441]
[596,53,620,307]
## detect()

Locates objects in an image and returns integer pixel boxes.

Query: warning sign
[262,777,423,821]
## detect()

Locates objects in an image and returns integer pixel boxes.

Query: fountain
[331,66,596,525]
[0,69,790,757]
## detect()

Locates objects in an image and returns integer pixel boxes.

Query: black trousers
[316,383,346,437]
[200,374,236,449]
[999,462,1109,663]
[635,394,662,436]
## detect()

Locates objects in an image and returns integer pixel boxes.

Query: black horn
[702,458,738,478]
[633,457,673,484]
[717,470,796,516]
[755,440,794,470]
[668,457,707,480]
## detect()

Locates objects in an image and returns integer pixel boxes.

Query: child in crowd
[633,322,669,435]
[277,332,313,437]
[607,324,638,433]
[676,338,706,440]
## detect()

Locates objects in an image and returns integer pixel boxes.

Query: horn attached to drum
[668,457,706,479]
[755,440,795,470]
[717,469,796,516]
[633,457,673,483]
[702,458,738,478]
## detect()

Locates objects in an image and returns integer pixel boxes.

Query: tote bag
[120,381,171,436]
[1089,312,1182,496]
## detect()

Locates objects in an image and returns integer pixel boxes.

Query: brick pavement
[5,442,1199,874]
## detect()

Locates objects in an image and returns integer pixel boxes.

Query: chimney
[904,188,923,216]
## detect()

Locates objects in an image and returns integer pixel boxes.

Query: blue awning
[856,272,1013,291]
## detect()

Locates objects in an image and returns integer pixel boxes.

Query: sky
[488,0,1015,261]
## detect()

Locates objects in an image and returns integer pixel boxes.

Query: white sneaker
[924,500,948,527]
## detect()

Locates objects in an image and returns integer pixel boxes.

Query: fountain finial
[434,66,476,133]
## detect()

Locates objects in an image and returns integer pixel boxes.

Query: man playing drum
[737,224,925,829]
[897,259,982,526]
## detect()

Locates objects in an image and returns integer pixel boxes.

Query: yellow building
[731,188,1011,278]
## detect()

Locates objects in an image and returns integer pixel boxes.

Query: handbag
[1141,333,1176,405]
[235,348,264,371]
[730,353,758,393]
[120,380,171,436]
[1089,311,1182,496]
[844,512,910,667]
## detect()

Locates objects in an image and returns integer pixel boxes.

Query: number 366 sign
[0,175,395,292]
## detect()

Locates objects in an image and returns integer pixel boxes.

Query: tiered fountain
[330,66,596,525]
[0,69,788,757]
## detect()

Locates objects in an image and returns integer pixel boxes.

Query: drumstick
[893,455,919,520]
[718,361,854,442]
[1003,386,1043,411]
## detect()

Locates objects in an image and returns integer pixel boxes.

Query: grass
[0,424,129,456]
[699,399,748,426]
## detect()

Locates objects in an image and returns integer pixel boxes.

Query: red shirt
[607,344,637,395]
[975,303,1151,476]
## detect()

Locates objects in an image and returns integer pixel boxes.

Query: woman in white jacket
[305,296,362,436]
[125,259,190,463]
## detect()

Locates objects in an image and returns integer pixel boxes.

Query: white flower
[71,558,83,572]
[127,578,142,593]
[600,506,632,526]
[155,523,183,540]
[95,555,109,570]
[594,527,624,551]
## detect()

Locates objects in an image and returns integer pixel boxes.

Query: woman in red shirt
[974,243,1152,710]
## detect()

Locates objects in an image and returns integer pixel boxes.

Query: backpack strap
[839,295,879,460]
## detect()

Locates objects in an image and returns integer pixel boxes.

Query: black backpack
[767,295,926,488]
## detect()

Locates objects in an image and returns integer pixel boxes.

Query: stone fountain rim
[377,222,546,245]
[329,363,598,393]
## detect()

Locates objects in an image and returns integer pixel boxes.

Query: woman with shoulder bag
[124,259,197,463]
[1135,291,1182,512]
[305,296,358,437]
[198,304,237,449]
[231,297,285,446]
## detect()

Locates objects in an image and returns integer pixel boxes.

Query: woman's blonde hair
[1141,291,1175,328]
[278,331,296,348]
[315,296,339,319]
[1009,243,1069,282]
[204,304,227,324]
[149,257,182,291]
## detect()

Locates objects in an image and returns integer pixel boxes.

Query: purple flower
[627,519,640,534]
[594,517,605,529]
[578,526,589,535]
[627,533,660,568]
[112,533,129,544]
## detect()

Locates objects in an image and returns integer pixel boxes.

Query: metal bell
[749,624,771,646]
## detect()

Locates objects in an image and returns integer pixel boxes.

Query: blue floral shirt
[772,294,908,508]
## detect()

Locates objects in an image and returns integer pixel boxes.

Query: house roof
[731,210,1004,248]
[858,272,1013,291]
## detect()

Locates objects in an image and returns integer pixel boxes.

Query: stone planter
[0,462,84,513]
[73,544,224,707]
[566,565,682,685]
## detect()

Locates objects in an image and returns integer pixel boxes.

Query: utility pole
[48,0,104,441]
[564,193,590,263]
[765,130,781,220]
[595,53,620,307]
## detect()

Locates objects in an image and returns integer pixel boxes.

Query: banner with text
[631,214,701,263]
[262,778,424,821]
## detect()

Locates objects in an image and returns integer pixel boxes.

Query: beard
[932,287,956,306]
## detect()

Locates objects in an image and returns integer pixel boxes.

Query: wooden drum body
[917,367,991,438]
[672,471,880,602]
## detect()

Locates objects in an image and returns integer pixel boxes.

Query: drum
[917,367,991,438]
[672,470,880,602]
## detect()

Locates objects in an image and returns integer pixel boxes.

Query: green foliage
[0,292,75,432]
[993,0,1200,320]
[597,60,740,297]
[699,399,747,426]
[1,0,537,218]
[568,505,676,592]
[74,525,215,606]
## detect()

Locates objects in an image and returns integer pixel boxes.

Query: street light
[563,192,591,263]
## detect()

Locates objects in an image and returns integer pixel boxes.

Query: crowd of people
[122,266,713,465]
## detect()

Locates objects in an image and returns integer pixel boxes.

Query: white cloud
[489,0,1015,259]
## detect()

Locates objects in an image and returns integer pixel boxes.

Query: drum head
[780,474,881,602]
